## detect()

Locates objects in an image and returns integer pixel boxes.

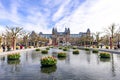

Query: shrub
[50,46,53,48]
[25,46,27,49]
[16,46,19,50]
[73,50,79,54]
[85,48,90,51]
[35,48,40,51]
[73,46,77,49]
[41,50,48,54]
[7,53,20,60]
[97,46,99,48]
[58,52,66,57]
[106,46,109,49]
[59,47,62,49]
[63,48,68,51]
[41,56,57,67]
[46,47,50,50]
[99,52,110,58]
[92,49,99,53]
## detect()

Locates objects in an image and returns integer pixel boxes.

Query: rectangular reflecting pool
[0,48,120,80]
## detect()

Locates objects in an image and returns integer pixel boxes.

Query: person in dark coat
[2,44,5,52]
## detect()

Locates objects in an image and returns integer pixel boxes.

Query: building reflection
[85,51,91,64]
[7,60,21,72]
[41,65,57,74]
[65,52,70,64]
[111,54,116,77]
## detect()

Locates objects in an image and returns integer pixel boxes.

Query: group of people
[1,44,10,52]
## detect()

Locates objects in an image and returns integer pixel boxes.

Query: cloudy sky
[0,0,120,34]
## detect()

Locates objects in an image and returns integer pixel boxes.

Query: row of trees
[70,23,120,49]
[0,23,119,51]
[0,26,49,51]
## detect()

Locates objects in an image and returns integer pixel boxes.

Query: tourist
[7,45,11,51]
[2,44,5,52]
[20,45,23,49]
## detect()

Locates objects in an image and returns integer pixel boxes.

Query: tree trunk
[13,37,16,50]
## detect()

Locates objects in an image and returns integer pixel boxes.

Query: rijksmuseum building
[39,28,91,46]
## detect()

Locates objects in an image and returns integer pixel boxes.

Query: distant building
[39,28,91,46]
[52,28,70,46]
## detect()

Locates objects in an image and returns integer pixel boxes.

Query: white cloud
[0,25,5,35]
[22,23,51,34]
[0,0,21,24]
[55,0,120,34]
[52,0,71,21]
[1,0,120,34]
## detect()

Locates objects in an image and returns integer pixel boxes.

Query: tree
[105,24,117,49]
[100,35,109,46]
[6,26,23,50]
[0,36,2,48]
[93,32,101,47]
[29,31,39,47]
[21,31,30,47]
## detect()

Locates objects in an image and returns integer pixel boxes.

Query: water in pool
[0,48,120,80]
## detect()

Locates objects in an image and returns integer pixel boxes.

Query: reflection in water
[7,60,20,65]
[58,57,66,60]
[111,54,116,77]
[99,53,116,77]
[41,65,57,74]
[94,53,100,64]
[52,52,57,58]
[65,53,70,64]
[7,60,21,72]
[31,52,41,60]
[0,56,5,61]
[85,51,91,63]
[0,56,6,69]
[100,58,111,62]
[0,49,120,80]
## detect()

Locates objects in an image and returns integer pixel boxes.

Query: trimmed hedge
[35,48,40,51]
[100,52,110,58]
[85,48,90,51]
[50,46,53,48]
[7,53,20,60]
[41,56,57,67]
[59,47,62,49]
[46,47,50,50]
[106,46,109,49]
[73,50,79,54]
[73,46,77,49]
[41,50,48,54]
[92,49,99,53]
[63,48,68,51]
[58,52,66,57]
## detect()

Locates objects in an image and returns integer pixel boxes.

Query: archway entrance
[59,40,64,46]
